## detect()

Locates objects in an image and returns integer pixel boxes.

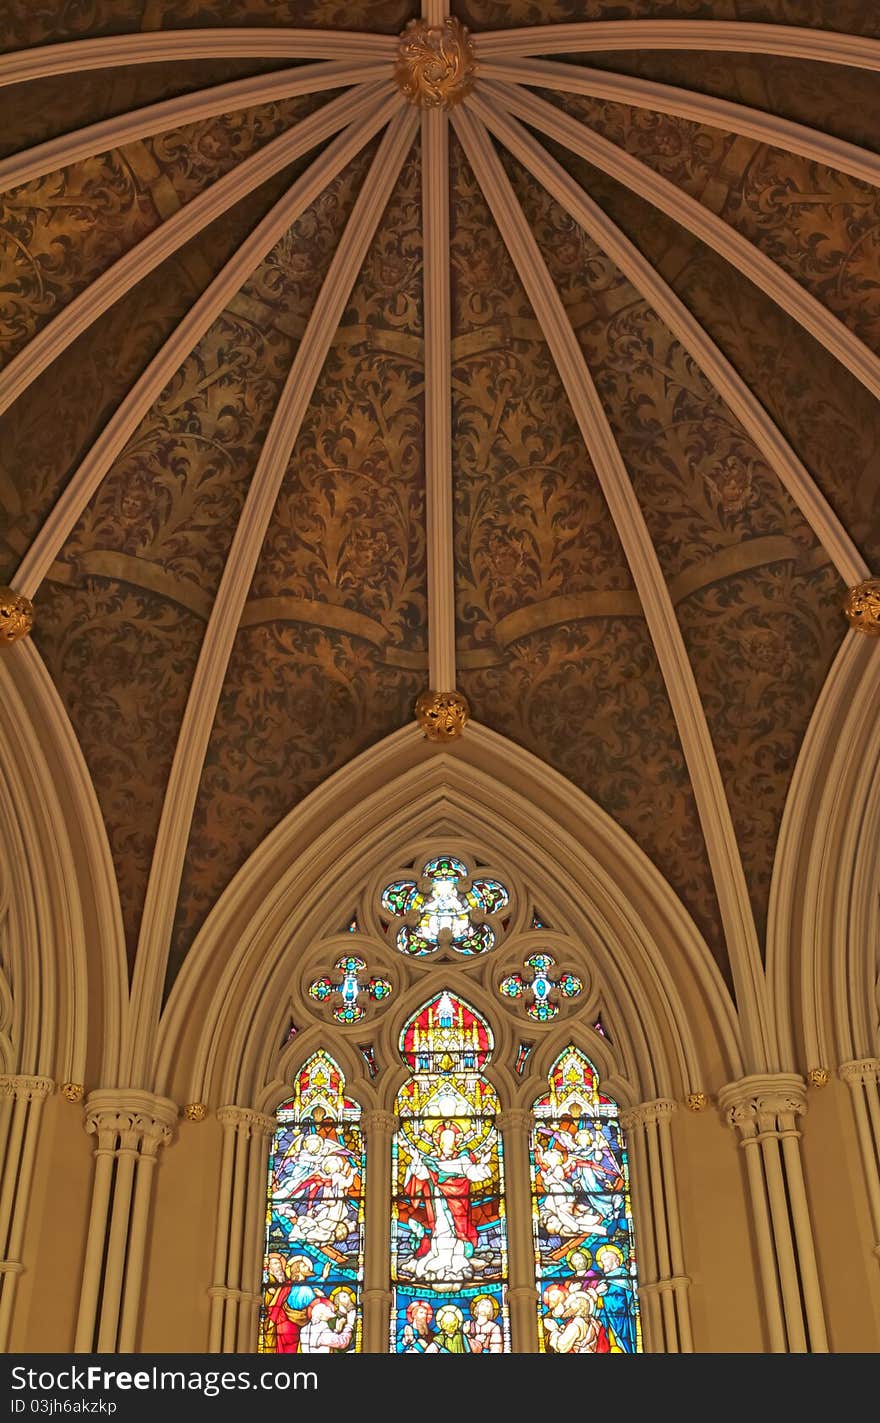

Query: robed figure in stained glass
[402,1121,494,1282]
[391,992,511,1352]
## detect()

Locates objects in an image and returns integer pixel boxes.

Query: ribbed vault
[1,1,877,1081]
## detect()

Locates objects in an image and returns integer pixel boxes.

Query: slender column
[117,1137,163,1351]
[74,1121,118,1351]
[657,1112,693,1352]
[75,1091,177,1352]
[497,1109,538,1352]
[238,1118,276,1350]
[208,1107,276,1352]
[620,1100,690,1352]
[719,1074,826,1352]
[839,1060,880,1267]
[208,1110,238,1351]
[864,1075,880,1162]
[0,1076,53,1349]
[362,1110,397,1353]
[778,1109,827,1351]
[222,1120,252,1353]
[0,1094,29,1263]
[97,1127,140,1349]
[619,1107,661,1351]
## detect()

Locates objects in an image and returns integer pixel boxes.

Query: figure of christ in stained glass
[259,1052,364,1354]
[391,992,510,1353]
[531,1047,641,1354]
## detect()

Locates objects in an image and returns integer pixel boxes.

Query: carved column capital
[84,1089,178,1155]
[496,1108,532,1133]
[839,1058,880,1086]
[620,1098,678,1131]
[361,1110,399,1137]
[717,1074,807,1140]
[0,1074,54,1102]
[216,1106,277,1138]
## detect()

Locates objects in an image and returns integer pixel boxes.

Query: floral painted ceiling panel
[0,1,419,48]
[0,4,873,1013]
[451,0,880,35]
[169,140,427,984]
[450,137,727,977]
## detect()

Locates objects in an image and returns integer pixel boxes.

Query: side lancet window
[532,1047,641,1353]
[259,1051,364,1354]
[391,991,510,1353]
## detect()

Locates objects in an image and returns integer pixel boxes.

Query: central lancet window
[391,991,510,1352]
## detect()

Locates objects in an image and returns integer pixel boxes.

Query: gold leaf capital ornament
[415,689,470,741]
[0,588,33,646]
[844,578,880,636]
[395,17,476,110]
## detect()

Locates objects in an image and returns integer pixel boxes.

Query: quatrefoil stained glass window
[381,856,509,957]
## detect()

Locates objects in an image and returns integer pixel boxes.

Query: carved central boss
[395,17,477,110]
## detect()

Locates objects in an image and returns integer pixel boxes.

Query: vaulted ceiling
[1,2,877,1014]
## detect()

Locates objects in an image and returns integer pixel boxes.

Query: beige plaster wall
[9,1083,880,1353]
[800,1078,880,1352]
[137,1116,222,1352]
[672,1106,765,1351]
[11,1094,93,1352]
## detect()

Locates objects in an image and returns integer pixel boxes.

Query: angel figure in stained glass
[534,1141,605,1236]
[273,1130,360,1249]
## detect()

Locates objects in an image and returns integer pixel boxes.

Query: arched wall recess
[0,642,127,1349]
[768,629,880,1286]
[156,722,744,1111]
[768,630,880,1071]
[0,643,126,1087]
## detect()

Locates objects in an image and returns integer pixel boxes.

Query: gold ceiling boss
[415,689,470,741]
[395,16,477,110]
[844,578,880,636]
[0,588,33,646]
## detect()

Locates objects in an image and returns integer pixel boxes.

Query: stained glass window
[308,955,392,1024]
[391,992,510,1353]
[259,1052,363,1354]
[381,856,509,957]
[499,952,583,1021]
[531,1047,641,1354]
